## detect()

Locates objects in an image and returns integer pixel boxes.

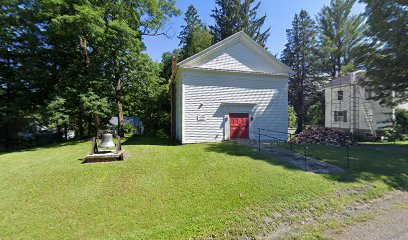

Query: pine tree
[178,5,203,48]
[210,0,270,46]
[281,10,318,133]
[317,0,365,77]
[178,5,212,60]
[360,0,408,105]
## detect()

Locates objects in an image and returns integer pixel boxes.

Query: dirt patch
[258,188,408,239]
[323,190,408,240]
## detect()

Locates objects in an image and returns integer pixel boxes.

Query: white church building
[170,32,294,144]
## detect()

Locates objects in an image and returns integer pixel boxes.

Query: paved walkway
[233,140,344,174]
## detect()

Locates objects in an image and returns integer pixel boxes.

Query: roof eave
[180,66,291,77]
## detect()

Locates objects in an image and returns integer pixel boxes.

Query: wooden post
[304,147,308,171]
[116,136,122,153]
[346,145,350,168]
[91,137,98,154]
[258,128,261,151]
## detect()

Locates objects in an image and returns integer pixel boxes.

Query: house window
[337,91,343,100]
[334,111,347,122]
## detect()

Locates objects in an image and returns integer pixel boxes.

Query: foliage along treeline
[0,0,271,148]
[0,0,406,148]
[0,0,180,148]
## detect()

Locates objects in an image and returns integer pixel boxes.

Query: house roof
[325,71,365,88]
[177,31,295,76]
[109,117,141,126]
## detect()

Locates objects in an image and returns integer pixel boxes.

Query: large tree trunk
[114,51,125,137]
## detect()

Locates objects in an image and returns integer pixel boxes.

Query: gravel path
[324,190,408,240]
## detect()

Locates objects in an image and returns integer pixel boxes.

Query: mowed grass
[0,136,397,239]
[287,143,408,190]
[359,140,408,148]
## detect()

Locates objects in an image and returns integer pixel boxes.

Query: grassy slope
[0,136,400,239]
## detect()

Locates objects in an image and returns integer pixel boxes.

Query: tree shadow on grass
[122,135,178,146]
[287,144,408,191]
[204,142,408,191]
[204,142,304,172]
[0,139,88,157]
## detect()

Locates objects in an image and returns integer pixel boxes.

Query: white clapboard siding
[181,70,288,144]
[189,42,279,74]
[325,84,393,131]
[174,31,292,144]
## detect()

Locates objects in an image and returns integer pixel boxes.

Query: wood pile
[289,127,353,146]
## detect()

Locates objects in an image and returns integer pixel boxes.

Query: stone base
[85,150,129,163]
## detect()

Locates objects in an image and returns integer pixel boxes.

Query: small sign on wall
[197,115,206,121]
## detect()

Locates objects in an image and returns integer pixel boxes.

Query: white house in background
[324,71,408,137]
[170,31,294,144]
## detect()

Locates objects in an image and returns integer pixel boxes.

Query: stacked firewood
[289,127,353,146]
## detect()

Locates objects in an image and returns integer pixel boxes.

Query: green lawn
[286,143,408,190]
[0,136,403,239]
[358,140,408,148]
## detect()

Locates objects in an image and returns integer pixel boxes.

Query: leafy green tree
[0,0,180,147]
[182,28,213,60]
[46,97,70,140]
[360,0,408,105]
[41,0,179,138]
[0,0,53,147]
[42,0,108,138]
[80,91,112,137]
[281,10,318,133]
[317,0,365,77]
[307,102,325,127]
[210,0,270,46]
[98,0,179,137]
[123,54,170,136]
[160,49,181,81]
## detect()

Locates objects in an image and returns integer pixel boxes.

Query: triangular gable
[178,31,294,76]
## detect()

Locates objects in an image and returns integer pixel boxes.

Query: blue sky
[142,0,366,62]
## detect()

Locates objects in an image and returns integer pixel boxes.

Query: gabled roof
[325,71,366,88]
[178,31,295,76]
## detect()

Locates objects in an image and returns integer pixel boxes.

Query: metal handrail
[249,128,351,170]
[247,128,309,170]
[258,128,296,139]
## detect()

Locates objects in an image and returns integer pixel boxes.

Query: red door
[229,113,249,139]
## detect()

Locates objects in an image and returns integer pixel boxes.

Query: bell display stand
[85,135,129,163]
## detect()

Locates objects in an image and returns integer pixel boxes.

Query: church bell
[99,133,116,148]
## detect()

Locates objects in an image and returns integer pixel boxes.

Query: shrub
[288,105,297,128]
[124,122,136,134]
[155,129,169,139]
[383,126,408,142]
